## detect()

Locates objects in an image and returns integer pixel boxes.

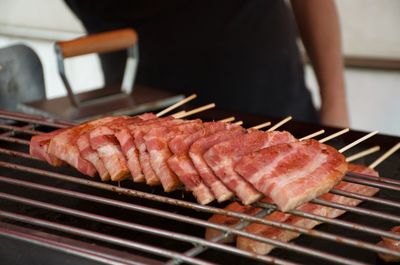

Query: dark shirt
[65,0,319,122]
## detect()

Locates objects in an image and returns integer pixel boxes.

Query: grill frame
[0,109,399,265]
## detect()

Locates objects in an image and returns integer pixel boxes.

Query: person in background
[64,0,349,127]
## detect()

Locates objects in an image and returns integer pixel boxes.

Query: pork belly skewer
[167,122,242,204]
[234,130,378,211]
[144,120,204,191]
[218,139,387,255]
[205,128,351,240]
[238,141,397,255]
[88,95,200,181]
[29,94,197,178]
[190,116,292,204]
[46,116,129,177]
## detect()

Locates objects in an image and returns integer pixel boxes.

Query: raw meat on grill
[167,122,228,204]
[30,128,67,167]
[131,118,187,185]
[235,139,347,211]
[31,113,350,210]
[204,130,297,205]
[144,120,203,192]
[189,129,245,202]
[114,116,174,182]
[377,226,400,262]
[235,164,379,255]
[77,132,110,181]
[89,114,157,181]
[47,116,124,177]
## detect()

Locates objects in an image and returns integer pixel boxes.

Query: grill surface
[0,109,399,265]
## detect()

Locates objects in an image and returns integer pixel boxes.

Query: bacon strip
[77,132,110,181]
[131,119,186,185]
[205,130,297,205]
[167,122,227,204]
[236,164,379,255]
[89,114,156,181]
[47,116,122,177]
[189,129,245,202]
[30,128,67,166]
[377,226,400,262]
[144,120,203,192]
[235,139,346,211]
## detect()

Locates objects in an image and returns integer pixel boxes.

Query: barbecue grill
[0,109,399,265]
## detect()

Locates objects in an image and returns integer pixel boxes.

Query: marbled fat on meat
[167,122,227,204]
[189,129,245,202]
[235,139,347,211]
[204,130,297,205]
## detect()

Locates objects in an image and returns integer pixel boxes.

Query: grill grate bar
[0,175,367,265]
[1,161,399,263]
[346,171,400,187]
[344,176,400,192]
[166,209,274,265]
[254,201,400,240]
[0,110,74,128]
[0,124,35,137]
[0,210,215,265]
[0,191,296,265]
[312,198,400,222]
[0,124,42,135]
[0,147,41,161]
[0,224,138,265]
[330,188,400,209]
[0,135,30,145]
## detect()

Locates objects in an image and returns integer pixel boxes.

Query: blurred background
[0,0,399,135]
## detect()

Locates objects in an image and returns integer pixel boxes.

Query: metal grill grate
[0,109,399,265]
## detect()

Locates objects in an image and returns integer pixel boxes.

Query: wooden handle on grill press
[56,28,138,58]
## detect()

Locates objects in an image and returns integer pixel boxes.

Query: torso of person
[65,0,319,123]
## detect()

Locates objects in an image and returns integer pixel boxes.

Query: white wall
[0,0,399,135]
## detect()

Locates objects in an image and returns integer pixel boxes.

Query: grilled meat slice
[235,139,346,211]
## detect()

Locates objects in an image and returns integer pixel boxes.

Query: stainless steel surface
[0,110,399,265]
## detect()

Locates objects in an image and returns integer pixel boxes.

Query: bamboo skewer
[346,146,381,163]
[250,121,272,130]
[172,103,216,119]
[319,128,350,144]
[266,116,292,132]
[156,94,197,117]
[233,121,243,126]
[339,131,379,153]
[369,142,400,169]
[300,130,325,141]
[171,110,186,118]
[218,117,236,123]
